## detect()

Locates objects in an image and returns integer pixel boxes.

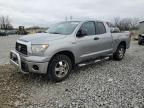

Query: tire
[48,54,72,82]
[113,44,125,61]
[138,39,142,45]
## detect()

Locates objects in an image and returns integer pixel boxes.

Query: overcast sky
[0,0,144,27]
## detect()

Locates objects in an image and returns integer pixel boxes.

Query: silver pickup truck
[10,20,131,82]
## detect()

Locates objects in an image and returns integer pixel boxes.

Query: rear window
[96,22,106,34]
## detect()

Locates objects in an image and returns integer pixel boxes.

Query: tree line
[113,17,139,31]
[0,15,140,31]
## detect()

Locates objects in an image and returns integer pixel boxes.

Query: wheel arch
[49,50,75,69]
[119,41,126,49]
[119,41,126,50]
[114,41,127,53]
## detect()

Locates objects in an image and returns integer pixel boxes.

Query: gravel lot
[0,36,144,108]
[0,35,20,64]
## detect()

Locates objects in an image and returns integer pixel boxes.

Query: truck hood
[18,33,67,44]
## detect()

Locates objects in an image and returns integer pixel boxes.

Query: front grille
[16,42,28,55]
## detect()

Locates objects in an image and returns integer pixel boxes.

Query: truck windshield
[47,21,80,35]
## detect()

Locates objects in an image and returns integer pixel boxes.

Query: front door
[75,21,99,61]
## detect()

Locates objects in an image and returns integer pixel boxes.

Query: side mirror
[76,29,87,37]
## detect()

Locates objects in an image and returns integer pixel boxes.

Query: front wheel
[113,44,125,61]
[48,54,72,82]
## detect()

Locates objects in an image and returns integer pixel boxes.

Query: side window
[79,22,96,36]
[96,22,106,34]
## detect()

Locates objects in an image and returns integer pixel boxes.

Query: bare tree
[0,16,13,30]
[113,17,139,31]
[120,18,131,30]
[130,18,139,30]
[113,17,121,27]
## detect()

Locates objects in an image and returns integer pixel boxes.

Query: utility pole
[70,16,72,21]
[65,16,68,21]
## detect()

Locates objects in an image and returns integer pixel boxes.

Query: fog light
[33,65,39,71]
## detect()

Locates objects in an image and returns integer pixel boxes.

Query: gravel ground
[0,35,20,65]
[0,40,144,108]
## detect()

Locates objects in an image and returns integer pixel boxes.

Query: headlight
[31,44,49,54]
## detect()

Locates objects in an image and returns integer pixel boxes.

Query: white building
[139,21,144,34]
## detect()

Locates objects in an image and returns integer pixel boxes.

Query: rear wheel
[113,44,125,61]
[48,54,72,82]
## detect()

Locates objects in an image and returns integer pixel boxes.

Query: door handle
[94,37,99,40]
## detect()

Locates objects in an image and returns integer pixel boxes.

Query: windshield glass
[47,21,80,35]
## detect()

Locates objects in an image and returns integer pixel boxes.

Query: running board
[78,57,110,67]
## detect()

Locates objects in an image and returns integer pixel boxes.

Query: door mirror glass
[76,29,87,37]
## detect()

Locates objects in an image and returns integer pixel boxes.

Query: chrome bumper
[10,50,49,74]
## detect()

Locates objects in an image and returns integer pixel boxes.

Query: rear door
[93,22,113,56]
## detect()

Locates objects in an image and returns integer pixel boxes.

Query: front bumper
[10,50,49,74]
